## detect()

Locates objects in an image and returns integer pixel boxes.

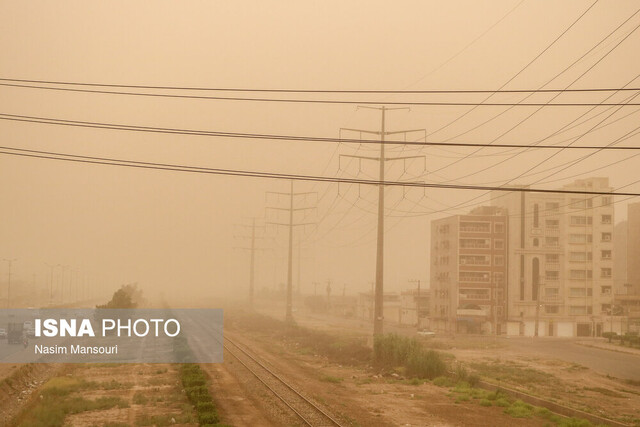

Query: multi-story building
[429,206,508,334]
[490,177,615,337]
[627,201,640,295]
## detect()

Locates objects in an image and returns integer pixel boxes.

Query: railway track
[223,335,345,427]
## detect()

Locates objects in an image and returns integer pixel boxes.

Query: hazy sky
[1,1,640,301]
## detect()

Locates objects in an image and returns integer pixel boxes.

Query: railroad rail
[223,335,345,427]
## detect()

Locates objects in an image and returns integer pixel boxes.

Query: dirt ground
[222,327,549,427]
[251,306,640,426]
[8,364,198,426]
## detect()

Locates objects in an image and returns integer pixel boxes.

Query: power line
[1,112,639,151]
[2,82,640,106]
[1,145,639,197]
[427,0,601,137]
[2,77,639,94]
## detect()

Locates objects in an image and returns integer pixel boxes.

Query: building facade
[429,206,508,334]
[491,177,615,337]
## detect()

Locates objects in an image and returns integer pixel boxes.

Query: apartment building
[490,177,615,337]
[429,206,508,334]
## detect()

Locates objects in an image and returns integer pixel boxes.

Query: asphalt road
[256,305,640,381]
[502,337,640,381]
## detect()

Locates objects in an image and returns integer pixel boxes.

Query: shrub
[374,334,446,380]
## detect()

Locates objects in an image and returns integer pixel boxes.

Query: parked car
[417,329,436,337]
[0,328,6,339]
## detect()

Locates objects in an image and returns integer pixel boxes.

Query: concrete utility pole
[234,218,269,308]
[340,106,425,337]
[266,180,316,323]
[3,259,17,308]
[409,279,421,327]
[45,263,59,302]
[534,281,542,337]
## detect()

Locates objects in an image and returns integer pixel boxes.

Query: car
[417,329,436,337]
[0,328,6,339]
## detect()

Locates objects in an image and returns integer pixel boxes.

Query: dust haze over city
[2,1,640,426]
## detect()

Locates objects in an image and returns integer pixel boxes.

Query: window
[545,219,559,229]
[439,224,450,234]
[602,304,611,313]
[441,241,450,249]
[459,288,490,300]
[570,199,590,209]
[601,214,612,224]
[602,196,612,206]
[533,238,539,247]
[459,255,489,265]
[601,232,612,242]
[545,271,560,281]
[545,287,559,297]
[601,250,611,260]
[570,306,587,315]
[570,288,586,297]
[440,256,449,265]
[569,252,592,262]
[460,221,491,232]
[546,202,560,212]
[533,204,539,228]
[601,268,612,278]
[494,239,504,249]
[460,238,489,249]
[493,272,505,285]
[601,286,611,295]
[494,222,505,233]
[545,254,559,264]
[545,305,559,314]
[569,234,592,244]
[494,255,504,266]
[570,270,592,280]
[570,216,592,226]
[459,272,491,282]
[545,237,559,247]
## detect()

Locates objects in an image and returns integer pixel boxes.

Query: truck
[7,322,24,344]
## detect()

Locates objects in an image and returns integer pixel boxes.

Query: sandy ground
[223,326,548,427]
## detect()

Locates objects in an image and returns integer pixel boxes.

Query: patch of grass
[320,375,343,384]
[180,364,220,425]
[433,376,455,387]
[583,387,624,398]
[132,391,148,405]
[470,360,558,387]
[503,399,534,418]
[479,399,492,407]
[374,334,446,380]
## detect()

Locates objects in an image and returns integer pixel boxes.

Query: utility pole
[341,106,425,337]
[266,181,316,323]
[45,263,58,302]
[3,259,17,308]
[534,281,542,337]
[234,218,269,308]
[409,279,421,328]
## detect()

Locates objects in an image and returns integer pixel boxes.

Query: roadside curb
[575,341,640,357]
[478,380,632,427]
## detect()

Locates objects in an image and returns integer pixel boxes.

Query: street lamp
[2,258,17,308]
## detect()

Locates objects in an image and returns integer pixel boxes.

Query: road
[257,304,640,381]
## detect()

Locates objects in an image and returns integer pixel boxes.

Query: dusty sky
[1,1,639,302]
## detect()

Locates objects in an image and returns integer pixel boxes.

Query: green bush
[374,334,446,380]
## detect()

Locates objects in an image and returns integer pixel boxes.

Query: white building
[491,177,615,337]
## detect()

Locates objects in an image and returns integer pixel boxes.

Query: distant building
[356,292,401,324]
[399,288,430,328]
[491,177,615,337]
[429,206,508,334]
[614,220,627,293]
[627,202,640,295]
